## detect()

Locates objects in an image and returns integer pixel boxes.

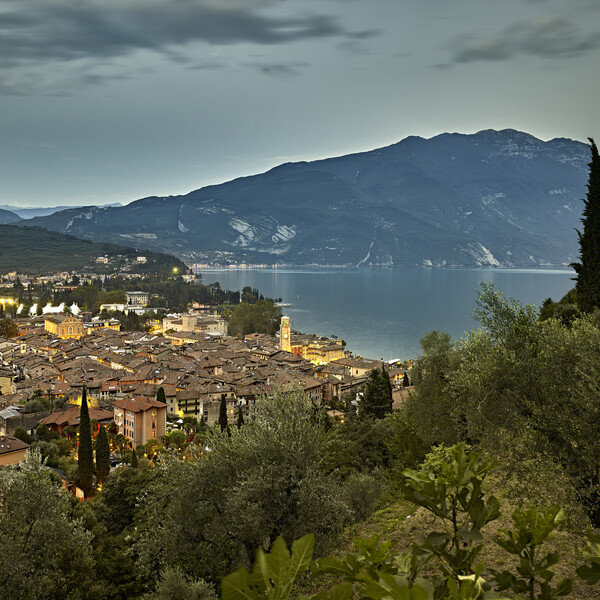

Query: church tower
[280,316,291,352]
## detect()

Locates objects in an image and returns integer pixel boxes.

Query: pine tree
[572,139,600,312]
[95,425,110,486]
[76,386,94,495]
[360,367,393,419]
[237,405,244,428]
[219,394,228,432]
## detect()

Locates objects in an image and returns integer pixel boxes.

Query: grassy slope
[0,225,186,274]
[323,480,596,600]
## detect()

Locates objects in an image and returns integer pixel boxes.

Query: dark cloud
[255,62,308,75]
[0,0,370,68]
[450,18,600,63]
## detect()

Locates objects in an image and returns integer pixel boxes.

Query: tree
[143,567,218,600]
[360,367,392,419]
[0,450,95,599]
[227,300,282,337]
[218,394,228,433]
[156,386,167,404]
[0,317,18,338]
[572,138,600,312]
[96,425,110,486]
[237,405,244,428]
[76,386,94,495]
[134,390,350,583]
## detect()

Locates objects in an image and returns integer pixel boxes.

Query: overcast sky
[2,0,600,207]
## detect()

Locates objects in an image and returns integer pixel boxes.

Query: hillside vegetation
[0,224,186,274]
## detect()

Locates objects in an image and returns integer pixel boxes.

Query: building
[280,316,291,352]
[162,314,226,335]
[0,367,15,395]
[44,314,85,339]
[126,291,149,306]
[113,396,167,447]
[84,318,122,334]
[39,404,114,436]
[0,434,29,466]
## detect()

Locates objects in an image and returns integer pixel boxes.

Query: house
[0,434,29,466]
[330,357,383,378]
[126,291,149,306]
[0,368,15,395]
[113,395,167,447]
[39,404,114,436]
[44,314,85,339]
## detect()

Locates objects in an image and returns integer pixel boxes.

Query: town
[0,267,413,490]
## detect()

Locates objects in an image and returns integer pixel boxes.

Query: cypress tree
[95,425,110,486]
[130,448,138,469]
[77,386,94,495]
[156,386,166,404]
[572,139,600,312]
[218,394,228,432]
[237,405,244,428]
[402,372,410,387]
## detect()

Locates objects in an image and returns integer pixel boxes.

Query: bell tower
[280,316,291,352]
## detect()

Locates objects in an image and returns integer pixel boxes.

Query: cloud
[0,0,368,68]
[449,18,600,63]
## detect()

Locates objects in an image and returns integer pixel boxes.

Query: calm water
[199,268,574,361]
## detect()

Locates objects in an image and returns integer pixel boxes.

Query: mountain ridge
[17,129,589,267]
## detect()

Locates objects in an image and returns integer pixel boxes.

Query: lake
[198,267,574,361]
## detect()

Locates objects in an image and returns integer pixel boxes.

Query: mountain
[0,208,23,224]
[0,225,186,274]
[0,203,123,219]
[17,130,590,267]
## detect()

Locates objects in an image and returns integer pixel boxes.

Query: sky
[2,0,600,208]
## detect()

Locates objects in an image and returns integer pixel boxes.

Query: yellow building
[280,316,291,352]
[303,343,346,365]
[44,314,85,339]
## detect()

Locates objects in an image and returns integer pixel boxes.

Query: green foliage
[13,427,33,444]
[0,450,95,599]
[22,398,50,413]
[237,405,245,428]
[577,529,600,586]
[134,390,350,583]
[400,444,500,596]
[35,423,58,441]
[96,425,111,486]
[222,534,315,600]
[322,416,395,479]
[360,367,393,419]
[491,506,572,599]
[77,386,94,495]
[144,567,218,600]
[0,317,18,338]
[219,394,228,433]
[227,300,283,336]
[156,386,167,404]
[241,286,260,304]
[0,224,185,274]
[572,139,600,313]
[407,330,458,446]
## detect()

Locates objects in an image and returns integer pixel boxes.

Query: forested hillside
[0,224,186,274]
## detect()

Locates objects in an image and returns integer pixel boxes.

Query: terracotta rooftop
[0,434,30,455]
[113,396,167,413]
